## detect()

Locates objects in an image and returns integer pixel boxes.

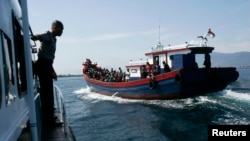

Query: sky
[27,0,250,75]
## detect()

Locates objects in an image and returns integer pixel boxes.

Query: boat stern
[176,67,239,96]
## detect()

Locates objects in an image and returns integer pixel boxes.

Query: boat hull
[83,67,239,100]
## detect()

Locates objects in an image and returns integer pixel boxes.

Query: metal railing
[53,84,69,140]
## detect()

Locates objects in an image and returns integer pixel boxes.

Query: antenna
[156,15,164,48]
[158,16,161,44]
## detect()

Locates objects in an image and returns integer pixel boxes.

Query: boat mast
[156,16,163,48]
[20,0,39,140]
[158,16,161,45]
[158,23,160,44]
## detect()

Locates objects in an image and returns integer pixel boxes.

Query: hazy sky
[28,0,250,74]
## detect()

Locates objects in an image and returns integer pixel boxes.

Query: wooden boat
[0,0,75,140]
[82,29,239,100]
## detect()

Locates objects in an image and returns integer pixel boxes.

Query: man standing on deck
[31,20,64,126]
[125,68,130,82]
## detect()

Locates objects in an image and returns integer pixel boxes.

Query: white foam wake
[73,87,220,109]
[223,89,250,102]
[73,87,91,94]
[73,86,142,103]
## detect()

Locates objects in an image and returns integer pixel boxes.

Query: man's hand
[31,35,38,41]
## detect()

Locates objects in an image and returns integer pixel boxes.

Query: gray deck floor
[17,123,76,141]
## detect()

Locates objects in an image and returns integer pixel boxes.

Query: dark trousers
[36,58,54,122]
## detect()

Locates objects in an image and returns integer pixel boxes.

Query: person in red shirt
[146,62,151,77]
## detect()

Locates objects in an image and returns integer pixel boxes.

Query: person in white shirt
[125,68,130,82]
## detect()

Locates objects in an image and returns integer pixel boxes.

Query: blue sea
[55,69,250,141]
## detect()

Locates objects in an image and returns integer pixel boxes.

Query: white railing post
[53,84,68,140]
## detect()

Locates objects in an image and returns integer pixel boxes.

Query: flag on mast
[208,28,215,38]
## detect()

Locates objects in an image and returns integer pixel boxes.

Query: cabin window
[195,54,204,68]
[13,17,27,97]
[131,69,137,73]
[1,32,17,105]
[153,56,159,65]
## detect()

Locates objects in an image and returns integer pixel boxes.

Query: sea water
[55,69,250,141]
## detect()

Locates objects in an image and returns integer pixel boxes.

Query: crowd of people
[83,59,129,82]
[140,60,171,79]
[83,59,171,82]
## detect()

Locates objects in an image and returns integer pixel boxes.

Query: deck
[17,122,76,141]
[17,106,76,141]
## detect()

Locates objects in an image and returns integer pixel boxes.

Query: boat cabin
[126,42,214,80]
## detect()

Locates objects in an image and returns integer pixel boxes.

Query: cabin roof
[145,48,189,56]
[189,47,214,54]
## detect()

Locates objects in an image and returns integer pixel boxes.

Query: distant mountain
[196,51,250,68]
